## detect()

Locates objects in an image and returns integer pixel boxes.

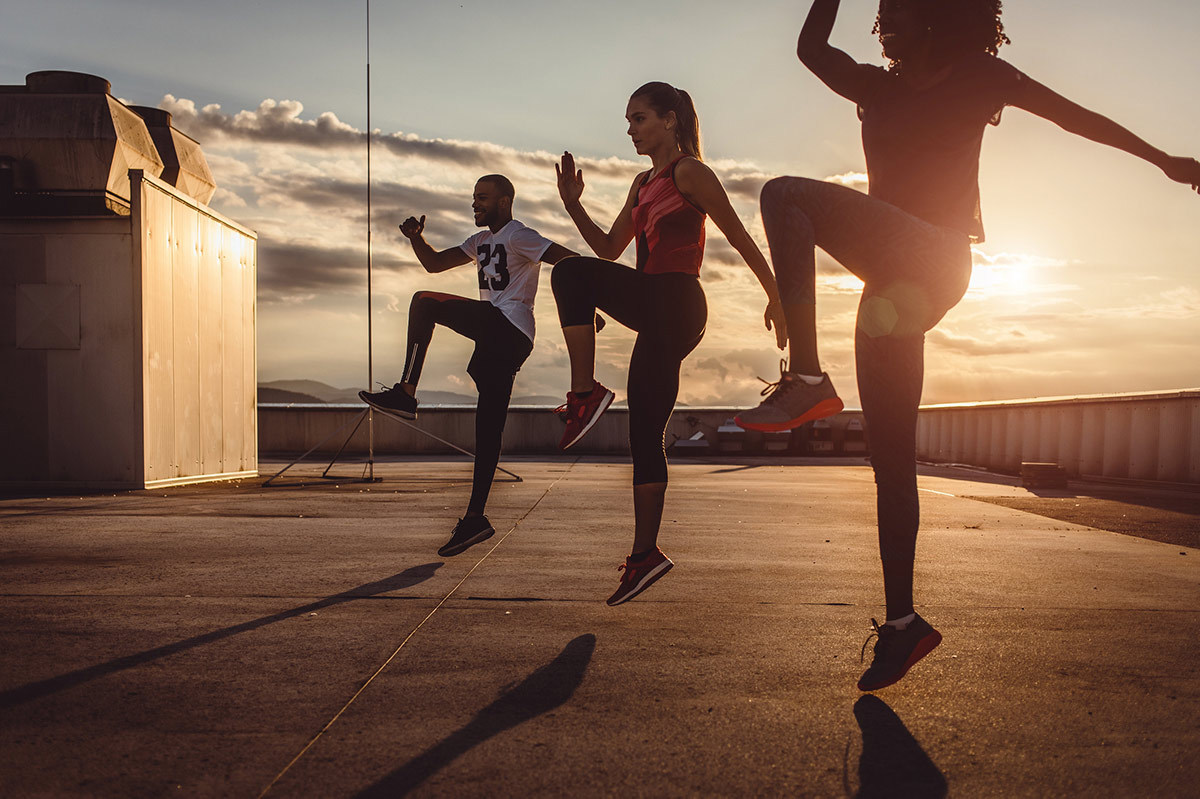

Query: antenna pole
[365,0,375,479]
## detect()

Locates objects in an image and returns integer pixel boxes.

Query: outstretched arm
[540,242,578,265]
[556,151,638,260]
[796,0,876,103]
[674,159,787,350]
[399,215,472,273]
[1010,78,1200,193]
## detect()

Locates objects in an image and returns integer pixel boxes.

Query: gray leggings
[761,177,971,563]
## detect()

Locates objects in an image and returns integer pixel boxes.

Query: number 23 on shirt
[477,243,510,291]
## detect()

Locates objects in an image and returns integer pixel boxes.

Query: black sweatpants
[551,257,707,485]
[402,291,532,515]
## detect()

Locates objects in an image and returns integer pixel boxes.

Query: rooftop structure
[1,71,254,489]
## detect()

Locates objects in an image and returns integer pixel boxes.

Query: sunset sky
[5,0,1198,407]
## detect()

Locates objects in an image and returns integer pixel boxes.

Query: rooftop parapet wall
[916,389,1200,484]
[258,391,1200,486]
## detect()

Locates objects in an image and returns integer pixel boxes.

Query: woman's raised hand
[556,151,585,206]
[1161,155,1200,194]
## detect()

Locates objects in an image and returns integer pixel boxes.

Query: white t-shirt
[459,219,552,343]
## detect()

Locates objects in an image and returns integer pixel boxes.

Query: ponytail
[631,81,702,160]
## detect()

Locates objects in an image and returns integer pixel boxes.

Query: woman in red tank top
[550,81,787,606]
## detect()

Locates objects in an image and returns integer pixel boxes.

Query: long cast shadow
[850,695,947,798]
[355,633,597,798]
[0,562,442,709]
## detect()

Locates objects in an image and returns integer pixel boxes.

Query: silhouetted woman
[552,81,786,606]
[734,0,1200,690]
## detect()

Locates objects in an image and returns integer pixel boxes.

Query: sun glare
[967,249,1063,298]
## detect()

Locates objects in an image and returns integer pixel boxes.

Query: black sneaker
[437,515,495,557]
[359,384,418,419]
[858,614,942,691]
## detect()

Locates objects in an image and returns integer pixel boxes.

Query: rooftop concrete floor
[1,456,1197,798]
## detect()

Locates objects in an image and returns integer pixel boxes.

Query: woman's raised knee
[550,256,587,294]
[761,175,825,211]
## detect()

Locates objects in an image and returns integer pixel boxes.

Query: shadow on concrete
[355,633,597,798]
[848,695,946,798]
[0,562,443,709]
[706,464,768,474]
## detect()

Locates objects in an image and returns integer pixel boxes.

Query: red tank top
[632,157,705,276]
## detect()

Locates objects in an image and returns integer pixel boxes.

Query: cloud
[170,93,1197,406]
[257,239,414,302]
[926,327,1033,356]
[160,95,642,178]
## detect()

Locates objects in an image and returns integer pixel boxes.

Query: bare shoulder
[673,156,711,177]
[624,170,650,200]
[673,156,718,188]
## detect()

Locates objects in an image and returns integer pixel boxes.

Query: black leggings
[402,291,532,515]
[760,177,971,564]
[551,257,707,485]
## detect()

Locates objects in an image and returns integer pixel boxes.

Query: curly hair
[873,0,1010,70]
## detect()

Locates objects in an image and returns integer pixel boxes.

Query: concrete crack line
[256,458,579,798]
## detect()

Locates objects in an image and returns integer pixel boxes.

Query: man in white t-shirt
[360,174,576,557]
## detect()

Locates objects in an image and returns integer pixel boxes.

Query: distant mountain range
[258,379,564,406]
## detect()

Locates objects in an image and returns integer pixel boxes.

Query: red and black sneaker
[557,380,615,450]
[606,548,674,606]
[857,614,942,691]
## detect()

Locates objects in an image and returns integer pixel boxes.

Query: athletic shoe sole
[606,558,673,606]
[561,389,615,450]
[359,390,417,420]
[437,525,495,557]
[733,397,844,433]
[857,628,943,692]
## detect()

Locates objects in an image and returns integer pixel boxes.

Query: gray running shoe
[734,363,843,432]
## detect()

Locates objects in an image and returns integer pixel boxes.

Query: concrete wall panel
[1079,405,1105,476]
[241,236,257,473]
[1058,408,1083,477]
[0,234,50,479]
[140,183,176,482]
[220,226,246,470]
[1157,401,1190,482]
[1128,403,1160,481]
[172,202,201,477]
[909,392,1198,484]
[198,215,224,474]
[1191,402,1200,483]
[1102,405,1133,479]
[44,231,139,483]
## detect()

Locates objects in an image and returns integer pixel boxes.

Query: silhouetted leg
[464,318,531,517]
[625,277,706,554]
[627,333,680,552]
[401,291,489,388]
[551,256,653,392]
[760,178,822,374]
[856,318,924,621]
[760,176,972,366]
